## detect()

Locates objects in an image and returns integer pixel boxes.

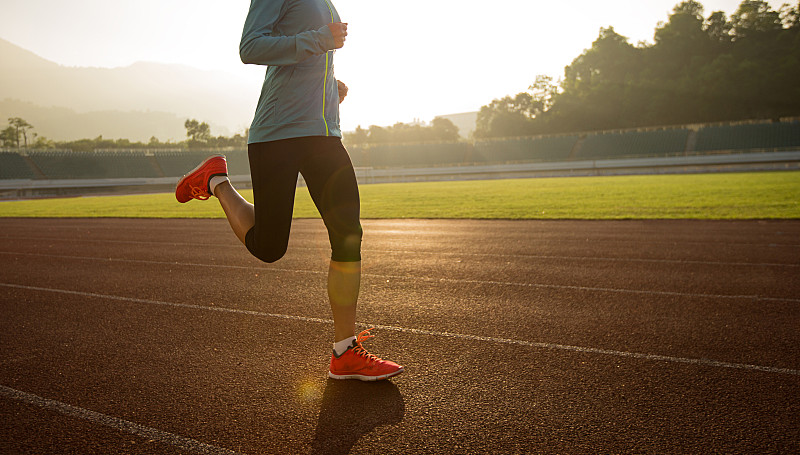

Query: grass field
[0,171,798,219]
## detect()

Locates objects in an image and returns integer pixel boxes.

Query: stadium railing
[1,119,799,197]
[576,128,691,160]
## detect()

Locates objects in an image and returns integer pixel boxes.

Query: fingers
[337,80,348,103]
[326,23,347,38]
[336,23,347,48]
[327,22,348,49]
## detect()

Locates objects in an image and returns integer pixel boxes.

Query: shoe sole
[175,154,226,197]
[328,367,404,381]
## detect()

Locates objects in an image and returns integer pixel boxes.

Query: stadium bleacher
[154,151,218,177]
[154,150,250,177]
[474,135,578,163]
[97,151,160,179]
[224,149,251,176]
[0,152,36,179]
[348,142,471,168]
[1,120,798,182]
[694,121,800,152]
[576,128,690,160]
[26,150,159,180]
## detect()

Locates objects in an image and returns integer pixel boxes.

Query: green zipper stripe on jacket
[322,0,335,136]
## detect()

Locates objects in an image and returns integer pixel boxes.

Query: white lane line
[2,282,798,377]
[3,251,799,303]
[6,223,800,249]
[0,235,240,248]
[0,385,244,455]
[376,251,800,268]
[2,236,798,268]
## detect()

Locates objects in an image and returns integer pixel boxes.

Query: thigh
[246,140,302,262]
[299,137,362,261]
[299,137,361,225]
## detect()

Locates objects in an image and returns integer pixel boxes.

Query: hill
[0,99,186,143]
[0,38,261,141]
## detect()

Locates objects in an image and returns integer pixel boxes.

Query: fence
[2,119,799,198]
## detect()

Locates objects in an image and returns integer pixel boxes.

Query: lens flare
[295,378,323,402]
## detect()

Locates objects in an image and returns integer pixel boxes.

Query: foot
[329,328,404,381]
[175,155,228,203]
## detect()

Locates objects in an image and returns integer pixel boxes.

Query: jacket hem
[247,121,342,144]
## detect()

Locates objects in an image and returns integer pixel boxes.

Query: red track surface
[1,218,799,454]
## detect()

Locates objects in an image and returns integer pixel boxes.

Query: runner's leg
[214,181,254,245]
[244,140,303,263]
[299,137,363,343]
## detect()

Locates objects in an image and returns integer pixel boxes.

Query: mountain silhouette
[0,38,261,141]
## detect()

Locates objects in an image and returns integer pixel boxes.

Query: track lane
[1,285,798,454]
[3,249,800,369]
[1,218,799,454]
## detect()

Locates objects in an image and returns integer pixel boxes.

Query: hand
[337,80,348,103]
[326,22,348,49]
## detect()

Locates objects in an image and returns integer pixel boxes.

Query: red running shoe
[329,328,404,381]
[175,155,228,203]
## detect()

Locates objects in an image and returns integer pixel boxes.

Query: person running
[175,0,402,381]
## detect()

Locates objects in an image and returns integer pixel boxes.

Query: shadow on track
[311,379,405,454]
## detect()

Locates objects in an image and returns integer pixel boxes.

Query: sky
[0,0,788,132]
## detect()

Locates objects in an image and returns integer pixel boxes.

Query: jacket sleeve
[239,0,336,66]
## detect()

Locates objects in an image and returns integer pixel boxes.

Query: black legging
[245,136,362,263]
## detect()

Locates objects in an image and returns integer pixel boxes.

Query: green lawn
[1,171,798,219]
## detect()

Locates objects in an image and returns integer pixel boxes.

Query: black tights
[245,136,362,263]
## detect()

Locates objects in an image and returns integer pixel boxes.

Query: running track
[1,218,798,454]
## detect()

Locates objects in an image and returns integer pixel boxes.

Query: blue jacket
[240,0,342,144]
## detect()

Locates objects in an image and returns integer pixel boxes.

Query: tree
[780,2,800,27]
[33,134,55,149]
[475,0,800,137]
[346,126,369,146]
[475,94,543,138]
[529,75,560,113]
[185,119,211,142]
[652,2,712,73]
[705,11,733,42]
[565,27,639,88]
[430,117,460,141]
[8,117,34,148]
[344,119,462,144]
[184,119,213,149]
[653,0,707,50]
[367,125,390,143]
[730,0,783,38]
[0,126,17,148]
